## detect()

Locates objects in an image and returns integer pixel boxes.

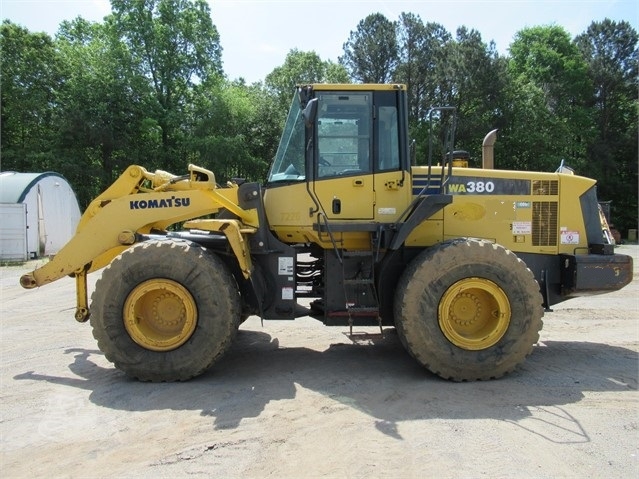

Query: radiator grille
[532,201,558,246]
[532,180,558,195]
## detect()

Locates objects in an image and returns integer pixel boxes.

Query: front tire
[394,238,544,381]
[90,239,240,381]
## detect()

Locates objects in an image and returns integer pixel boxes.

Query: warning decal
[560,231,580,244]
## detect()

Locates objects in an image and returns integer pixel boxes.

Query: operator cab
[267,84,411,222]
[268,84,408,183]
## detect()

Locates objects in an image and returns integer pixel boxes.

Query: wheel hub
[124,279,197,351]
[438,277,511,350]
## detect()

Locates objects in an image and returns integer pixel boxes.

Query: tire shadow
[13,325,637,438]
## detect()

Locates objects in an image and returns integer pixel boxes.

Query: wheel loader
[20,83,633,382]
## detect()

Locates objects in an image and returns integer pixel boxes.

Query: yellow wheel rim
[124,279,197,351]
[438,277,511,350]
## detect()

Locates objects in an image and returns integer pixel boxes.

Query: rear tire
[394,238,543,381]
[90,239,240,381]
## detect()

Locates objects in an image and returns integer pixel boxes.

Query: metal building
[0,172,81,261]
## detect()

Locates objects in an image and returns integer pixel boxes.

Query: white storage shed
[0,171,81,261]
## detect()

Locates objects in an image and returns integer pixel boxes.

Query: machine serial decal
[512,221,532,235]
[412,175,531,195]
[278,256,294,275]
[129,196,191,209]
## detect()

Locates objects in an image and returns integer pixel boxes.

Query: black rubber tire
[90,238,240,382]
[394,238,544,381]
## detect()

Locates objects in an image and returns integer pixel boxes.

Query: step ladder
[341,250,383,336]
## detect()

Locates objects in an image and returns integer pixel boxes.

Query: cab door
[372,90,411,224]
[312,91,375,219]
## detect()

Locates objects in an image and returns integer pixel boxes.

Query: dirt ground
[1,245,638,478]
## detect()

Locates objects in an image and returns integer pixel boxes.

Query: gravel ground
[1,245,637,478]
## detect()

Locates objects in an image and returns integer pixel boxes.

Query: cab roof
[303,83,406,91]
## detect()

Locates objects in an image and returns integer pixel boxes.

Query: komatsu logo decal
[130,196,191,209]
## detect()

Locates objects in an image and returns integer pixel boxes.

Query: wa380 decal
[448,180,495,193]
[445,176,531,195]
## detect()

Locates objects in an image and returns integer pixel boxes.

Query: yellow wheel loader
[20,84,633,382]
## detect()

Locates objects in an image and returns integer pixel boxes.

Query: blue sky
[2,0,637,83]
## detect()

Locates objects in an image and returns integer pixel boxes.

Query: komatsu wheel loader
[20,84,633,382]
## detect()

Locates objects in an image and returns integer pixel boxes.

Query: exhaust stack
[482,129,498,169]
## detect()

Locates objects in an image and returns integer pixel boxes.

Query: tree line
[1,0,637,234]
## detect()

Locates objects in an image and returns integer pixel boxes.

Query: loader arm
[20,164,258,321]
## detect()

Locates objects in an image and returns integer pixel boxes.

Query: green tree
[188,79,276,182]
[110,0,223,170]
[504,25,593,172]
[265,49,349,112]
[498,79,557,171]
[395,23,504,166]
[340,13,399,83]
[0,21,61,171]
[241,83,286,177]
[395,14,451,126]
[437,27,506,163]
[575,19,638,234]
[53,17,153,207]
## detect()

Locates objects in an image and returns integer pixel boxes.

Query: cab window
[316,93,372,178]
[377,106,400,171]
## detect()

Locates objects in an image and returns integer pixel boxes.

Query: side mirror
[302,98,318,127]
